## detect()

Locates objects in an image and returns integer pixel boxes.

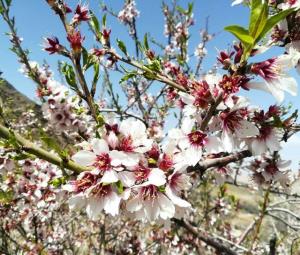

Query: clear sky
[0,0,299,170]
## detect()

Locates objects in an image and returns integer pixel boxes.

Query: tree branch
[173,218,239,255]
[0,123,88,173]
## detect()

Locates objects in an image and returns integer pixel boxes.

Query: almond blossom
[248,53,299,103]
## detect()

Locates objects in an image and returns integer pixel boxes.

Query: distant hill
[0,79,42,122]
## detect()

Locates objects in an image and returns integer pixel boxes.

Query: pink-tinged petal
[281,77,297,96]
[185,147,202,166]
[148,168,166,186]
[103,192,121,216]
[165,186,191,208]
[181,117,194,134]
[246,81,272,94]
[178,91,194,105]
[266,80,285,103]
[277,160,291,169]
[118,171,135,187]
[205,136,223,153]
[157,193,175,219]
[266,135,281,152]
[120,188,131,200]
[110,150,127,166]
[86,197,104,220]
[251,139,267,156]
[222,130,235,152]
[236,120,259,138]
[144,199,160,221]
[100,170,119,183]
[91,138,109,155]
[126,196,142,212]
[72,150,96,166]
[69,193,86,210]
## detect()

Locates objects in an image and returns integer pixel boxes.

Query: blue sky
[0,0,299,170]
[0,0,298,107]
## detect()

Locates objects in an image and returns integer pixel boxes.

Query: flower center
[188,131,207,147]
[93,153,111,171]
[141,185,159,201]
[119,136,134,152]
[91,183,112,197]
[75,173,96,193]
[134,165,150,182]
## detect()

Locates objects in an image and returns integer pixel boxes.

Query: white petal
[127,196,142,212]
[86,197,104,220]
[148,168,166,186]
[69,193,86,210]
[157,194,175,220]
[281,77,297,96]
[100,170,119,183]
[266,80,285,103]
[251,139,267,156]
[178,92,194,105]
[110,150,127,166]
[205,136,223,153]
[72,150,96,166]
[165,186,191,208]
[266,135,281,152]
[103,192,121,216]
[118,171,136,187]
[236,120,259,138]
[144,199,160,221]
[91,138,109,155]
[222,130,235,152]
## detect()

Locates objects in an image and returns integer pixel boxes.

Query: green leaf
[224,25,254,46]
[82,47,89,67]
[89,11,100,33]
[249,0,268,40]
[257,8,296,42]
[102,14,107,27]
[50,177,67,188]
[61,63,77,89]
[145,59,161,72]
[144,33,149,50]
[115,181,124,194]
[116,39,127,56]
[187,2,194,16]
[119,72,137,83]
[92,62,100,85]
[0,5,4,14]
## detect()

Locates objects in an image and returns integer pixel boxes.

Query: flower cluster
[64,117,191,221]
[118,0,140,26]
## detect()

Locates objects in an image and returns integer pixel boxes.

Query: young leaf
[119,72,137,83]
[102,13,107,27]
[89,11,100,33]
[144,33,149,50]
[257,8,296,42]
[92,62,100,86]
[117,39,128,56]
[249,0,268,40]
[224,25,254,46]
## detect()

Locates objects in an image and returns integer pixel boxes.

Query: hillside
[0,78,41,122]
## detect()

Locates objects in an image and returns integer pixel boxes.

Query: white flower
[126,184,175,221]
[278,0,300,10]
[72,138,126,184]
[248,127,281,156]
[248,54,298,103]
